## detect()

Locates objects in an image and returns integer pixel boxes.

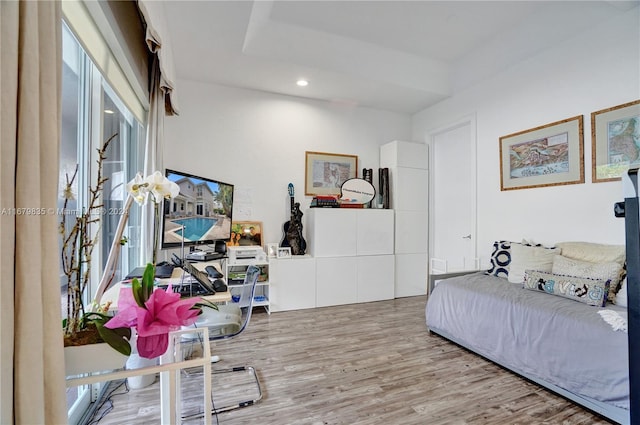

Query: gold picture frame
[591,99,640,183]
[228,221,262,247]
[305,151,358,196]
[500,116,584,191]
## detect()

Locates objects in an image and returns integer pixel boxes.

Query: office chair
[181,265,262,419]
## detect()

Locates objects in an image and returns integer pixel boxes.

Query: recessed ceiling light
[296,79,309,87]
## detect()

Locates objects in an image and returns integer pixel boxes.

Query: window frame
[61,13,147,423]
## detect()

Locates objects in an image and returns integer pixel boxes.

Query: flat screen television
[161,168,234,249]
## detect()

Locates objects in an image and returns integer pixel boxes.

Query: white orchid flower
[145,171,180,203]
[126,172,149,205]
[168,179,180,199]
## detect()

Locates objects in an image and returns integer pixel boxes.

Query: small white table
[65,328,213,425]
[85,265,230,423]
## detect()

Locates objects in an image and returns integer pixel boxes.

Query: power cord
[83,379,129,424]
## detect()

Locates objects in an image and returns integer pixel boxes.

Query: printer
[227,246,266,262]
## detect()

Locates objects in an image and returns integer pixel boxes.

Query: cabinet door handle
[462,234,471,239]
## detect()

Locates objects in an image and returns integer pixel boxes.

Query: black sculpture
[281,184,307,255]
[286,202,306,255]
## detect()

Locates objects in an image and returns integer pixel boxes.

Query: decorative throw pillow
[614,261,628,303]
[523,270,610,307]
[615,278,628,308]
[554,242,625,265]
[485,239,545,279]
[508,244,558,283]
[552,254,623,303]
[485,240,513,278]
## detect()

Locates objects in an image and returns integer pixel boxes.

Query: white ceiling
[163,1,639,114]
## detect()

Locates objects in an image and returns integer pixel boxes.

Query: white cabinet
[225,260,270,314]
[307,209,357,257]
[268,209,395,311]
[395,253,428,297]
[315,255,395,307]
[395,210,428,254]
[307,209,394,257]
[356,210,394,255]
[269,256,316,312]
[380,138,428,170]
[316,257,357,307]
[390,167,428,211]
[381,140,429,297]
[357,255,395,302]
[309,208,395,307]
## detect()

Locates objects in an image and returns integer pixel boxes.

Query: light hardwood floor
[91,296,613,424]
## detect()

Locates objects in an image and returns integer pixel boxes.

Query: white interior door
[429,118,477,272]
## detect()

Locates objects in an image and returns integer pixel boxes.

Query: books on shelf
[310,195,340,208]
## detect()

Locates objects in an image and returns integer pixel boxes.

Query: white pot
[64,343,128,376]
[126,330,158,389]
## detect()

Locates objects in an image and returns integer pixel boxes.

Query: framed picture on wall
[305,151,358,196]
[499,115,584,191]
[228,221,262,247]
[591,99,640,183]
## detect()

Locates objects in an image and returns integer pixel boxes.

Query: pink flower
[106,286,201,358]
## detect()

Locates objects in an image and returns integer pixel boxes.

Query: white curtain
[140,56,167,264]
[0,1,67,423]
[138,0,180,116]
[138,0,179,264]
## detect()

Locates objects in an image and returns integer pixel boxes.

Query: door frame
[426,113,478,272]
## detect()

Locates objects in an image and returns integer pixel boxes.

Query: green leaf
[96,323,132,356]
[142,263,155,302]
[131,277,145,308]
[83,312,110,324]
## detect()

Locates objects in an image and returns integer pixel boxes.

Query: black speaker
[214,240,227,254]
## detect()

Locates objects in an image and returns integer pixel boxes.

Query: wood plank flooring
[90,296,614,424]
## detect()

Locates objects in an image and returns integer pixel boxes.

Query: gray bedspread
[426,272,630,410]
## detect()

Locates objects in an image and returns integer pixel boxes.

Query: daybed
[426,241,630,424]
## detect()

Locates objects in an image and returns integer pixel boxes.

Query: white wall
[412,7,639,264]
[163,82,411,253]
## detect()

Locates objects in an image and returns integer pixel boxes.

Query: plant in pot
[60,135,132,374]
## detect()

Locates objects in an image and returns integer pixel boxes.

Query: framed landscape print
[500,115,584,191]
[591,100,640,183]
[305,151,358,196]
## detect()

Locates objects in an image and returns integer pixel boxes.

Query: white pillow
[616,278,628,307]
[554,242,625,266]
[508,244,558,283]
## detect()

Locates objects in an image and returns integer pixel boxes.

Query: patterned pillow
[523,270,610,307]
[486,240,513,278]
[615,261,628,303]
[552,255,623,303]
